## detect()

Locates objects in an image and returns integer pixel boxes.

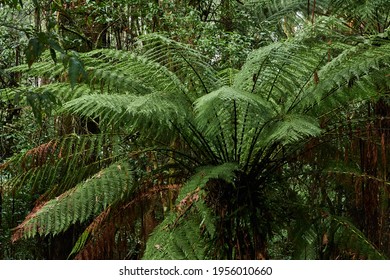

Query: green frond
[233,41,284,94]
[217,68,239,87]
[143,163,238,259]
[6,54,65,79]
[177,163,239,202]
[302,39,390,112]
[84,49,187,97]
[68,228,90,259]
[194,86,273,163]
[291,224,319,260]
[63,92,190,140]
[324,215,386,260]
[142,198,214,260]
[12,161,134,240]
[141,34,221,96]
[234,39,326,113]
[264,114,322,145]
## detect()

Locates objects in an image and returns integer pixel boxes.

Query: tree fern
[4,17,390,259]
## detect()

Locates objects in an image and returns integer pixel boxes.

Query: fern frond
[63,92,190,140]
[324,215,386,260]
[84,49,186,97]
[291,224,319,260]
[234,39,326,112]
[4,133,121,198]
[217,68,239,87]
[141,34,221,96]
[176,163,238,202]
[12,161,134,241]
[302,39,390,112]
[143,163,238,259]
[6,54,65,80]
[264,114,322,145]
[142,197,213,260]
[194,86,273,163]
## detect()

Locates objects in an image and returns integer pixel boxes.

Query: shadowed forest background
[0,0,389,260]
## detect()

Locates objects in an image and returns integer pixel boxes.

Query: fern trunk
[208,177,270,259]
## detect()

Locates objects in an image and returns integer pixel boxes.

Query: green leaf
[68,230,90,259]
[26,37,45,68]
[49,48,57,64]
[68,54,87,89]
[47,38,64,54]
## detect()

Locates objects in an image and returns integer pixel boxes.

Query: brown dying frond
[11,202,46,243]
[21,140,59,171]
[74,184,181,259]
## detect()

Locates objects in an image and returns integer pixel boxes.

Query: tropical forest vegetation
[0,0,389,260]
